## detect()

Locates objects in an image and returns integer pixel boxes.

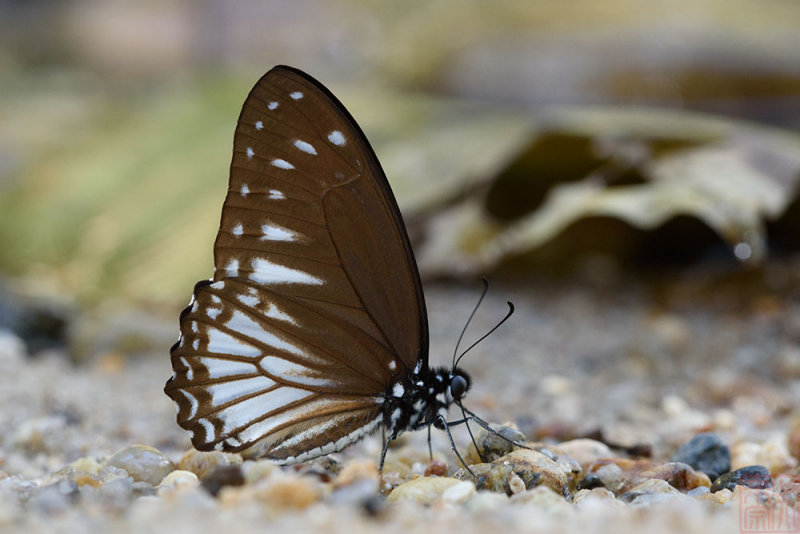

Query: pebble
[156,470,200,496]
[573,487,619,506]
[618,479,687,506]
[241,459,279,484]
[629,462,711,492]
[555,438,614,466]
[731,439,798,475]
[456,449,569,497]
[177,449,242,480]
[464,423,527,464]
[219,473,321,510]
[201,465,245,497]
[332,459,378,487]
[577,474,605,490]
[104,445,174,486]
[509,485,571,513]
[710,465,772,492]
[670,433,730,481]
[591,463,625,493]
[386,476,473,505]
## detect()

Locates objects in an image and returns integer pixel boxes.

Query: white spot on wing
[210,295,221,304]
[206,327,261,357]
[392,383,404,397]
[232,223,243,237]
[179,390,199,420]
[265,302,296,325]
[255,121,263,130]
[268,101,278,110]
[268,189,285,199]
[389,360,397,371]
[206,308,221,320]
[260,223,300,242]
[225,258,239,277]
[249,258,323,285]
[199,419,215,441]
[237,293,259,307]
[217,389,306,433]
[328,130,346,146]
[271,159,294,170]
[289,91,303,100]
[259,356,334,387]
[241,184,250,197]
[198,357,255,379]
[206,376,275,407]
[226,310,307,356]
[246,147,254,160]
[293,140,317,155]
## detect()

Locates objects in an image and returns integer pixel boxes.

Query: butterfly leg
[436,415,475,477]
[426,424,433,461]
[459,404,484,463]
[378,431,397,476]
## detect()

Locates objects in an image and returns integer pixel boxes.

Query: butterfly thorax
[381,365,471,438]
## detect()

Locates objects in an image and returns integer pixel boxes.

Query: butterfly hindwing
[165,66,429,461]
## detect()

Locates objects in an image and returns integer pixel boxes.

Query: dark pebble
[201,465,245,496]
[473,424,527,462]
[670,432,730,481]
[710,465,772,493]
[578,474,605,490]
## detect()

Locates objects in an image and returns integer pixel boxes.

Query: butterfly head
[447,368,471,405]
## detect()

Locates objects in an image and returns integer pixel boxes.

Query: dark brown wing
[164,66,428,460]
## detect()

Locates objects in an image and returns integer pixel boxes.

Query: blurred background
[0,0,799,359]
[2,0,800,493]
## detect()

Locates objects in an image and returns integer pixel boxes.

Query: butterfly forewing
[166,66,428,461]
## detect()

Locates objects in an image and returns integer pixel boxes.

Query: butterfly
[164,65,515,472]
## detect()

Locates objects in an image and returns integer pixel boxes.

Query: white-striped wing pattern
[165,65,430,463]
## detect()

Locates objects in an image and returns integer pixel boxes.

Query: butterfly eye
[450,374,468,400]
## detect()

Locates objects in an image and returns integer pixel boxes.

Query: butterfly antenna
[452,279,490,369]
[454,301,515,369]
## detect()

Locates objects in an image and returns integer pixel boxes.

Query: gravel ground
[1,259,799,533]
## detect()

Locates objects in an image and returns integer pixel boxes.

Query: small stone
[386,477,469,505]
[26,481,76,515]
[457,449,569,498]
[573,487,618,506]
[220,473,320,509]
[618,479,684,506]
[700,487,733,504]
[242,459,279,484]
[711,465,772,492]
[201,465,245,497]
[587,463,624,493]
[507,471,526,494]
[333,460,379,488]
[670,433,731,481]
[440,480,477,504]
[465,423,527,464]
[732,440,798,475]
[577,474,605,490]
[104,445,173,486]
[556,439,613,466]
[632,462,711,491]
[157,470,200,496]
[687,486,710,497]
[177,449,242,480]
[509,485,571,513]
[424,460,448,477]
